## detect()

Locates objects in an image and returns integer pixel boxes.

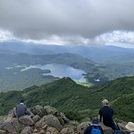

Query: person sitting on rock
[99,99,118,130]
[125,122,134,134]
[84,117,103,134]
[16,99,30,118]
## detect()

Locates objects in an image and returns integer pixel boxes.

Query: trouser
[104,121,118,130]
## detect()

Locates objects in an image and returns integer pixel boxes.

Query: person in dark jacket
[84,117,103,134]
[99,99,118,130]
[16,99,30,118]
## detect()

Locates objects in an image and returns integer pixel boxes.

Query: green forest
[0,76,133,122]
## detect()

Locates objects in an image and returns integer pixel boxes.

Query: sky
[0,0,134,48]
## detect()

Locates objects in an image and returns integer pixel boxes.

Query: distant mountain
[1,41,134,63]
[0,41,66,55]
[0,52,94,67]
[0,76,133,122]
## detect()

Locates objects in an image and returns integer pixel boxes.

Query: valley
[0,49,134,91]
[0,43,134,123]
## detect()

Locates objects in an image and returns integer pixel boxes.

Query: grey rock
[32,105,44,117]
[61,127,74,134]
[44,106,58,115]
[19,115,34,126]
[0,130,6,134]
[46,127,59,134]
[20,126,33,134]
[32,115,41,123]
[60,112,69,123]
[77,122,90,134]
[1,119,16,133]
[43,115,63,129]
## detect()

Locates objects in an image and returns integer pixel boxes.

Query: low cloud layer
[0,0,134,46]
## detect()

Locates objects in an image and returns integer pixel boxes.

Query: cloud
[95,31,134,44]
[0,29,14,42]
[0,0,134,46]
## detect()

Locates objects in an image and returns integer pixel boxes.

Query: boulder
[32,115,41,123]
[7,108,16,119]
[31,105,44,117]
[0,130,6,134]
[19,115,34,126]
[1,118,24,133]
[20,126,33,134]
[1,119,17,133]
[44,106,58,115]
[34,117,47,128]
[39,129,45,134]
[43,115,63,129]
[11,118,25,132]
[99,122,113,134]
[117,123,128,130]
[77,122,90,134]
[60,112,69,123]
[61,127,74,134]
[46,126,59,134]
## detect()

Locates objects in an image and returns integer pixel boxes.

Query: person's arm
[25,105,31,115]
[84,125,92,134]
[99,109,102,122]
[24,105,28,115]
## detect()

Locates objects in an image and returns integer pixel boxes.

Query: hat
[126,122,134,132]
[20,99,24,103]
[102,99,109,104]
[92,117,99,124]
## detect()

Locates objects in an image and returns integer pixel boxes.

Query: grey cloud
[0,0,134,41]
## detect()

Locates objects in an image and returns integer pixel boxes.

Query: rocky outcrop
[19,115,34,126]
[21,126,33,134]
[0,105,130,134]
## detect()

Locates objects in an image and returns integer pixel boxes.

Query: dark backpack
[91,126,101,134]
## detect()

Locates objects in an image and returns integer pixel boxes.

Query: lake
[29,63,87,83]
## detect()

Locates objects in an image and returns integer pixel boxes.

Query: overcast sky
[0,0,134,47]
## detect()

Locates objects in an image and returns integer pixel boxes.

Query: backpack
[91,126,101,134]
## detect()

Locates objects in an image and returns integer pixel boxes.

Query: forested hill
[0,76,134,122]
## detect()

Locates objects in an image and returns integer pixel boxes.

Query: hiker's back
[84,125,103,134]
[91,125,102,134]
[84,117,103,134]
[16,104,27,118]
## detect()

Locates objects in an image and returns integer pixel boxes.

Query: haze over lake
[29,63,87,83]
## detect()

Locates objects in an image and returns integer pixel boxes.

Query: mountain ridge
[1,41,134,63]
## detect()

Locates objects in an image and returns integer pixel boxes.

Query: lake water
[29,63,87,83]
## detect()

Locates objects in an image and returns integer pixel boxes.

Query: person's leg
[111,122,118,130]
